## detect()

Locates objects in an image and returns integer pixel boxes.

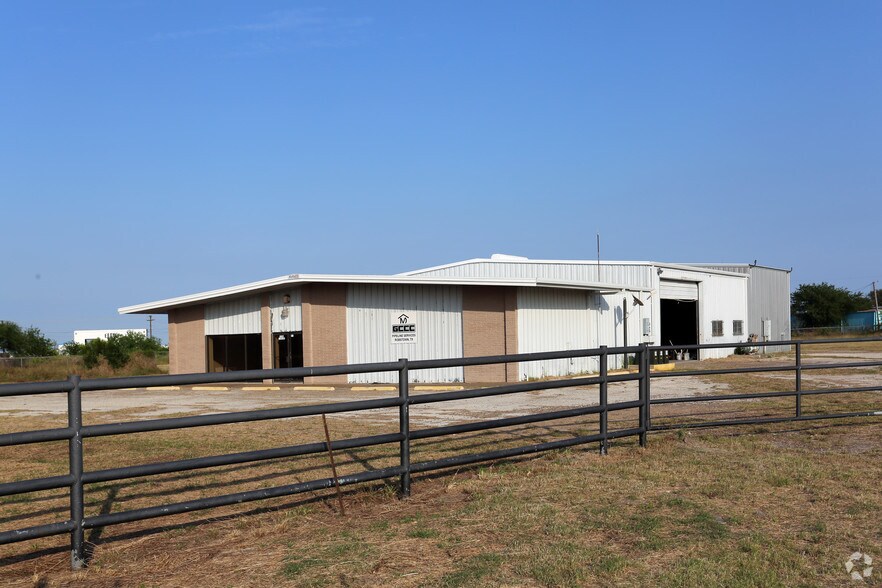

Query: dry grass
[795,334,882,350]
[0,384,879,587]
[0,354,168,385]
[0,344,879,587]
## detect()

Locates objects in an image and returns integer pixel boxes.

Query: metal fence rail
[0,344,648,569]
[0,338,879,570]
[648,337,882,431]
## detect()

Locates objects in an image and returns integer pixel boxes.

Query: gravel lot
[0,348,876,426]
[0,376,725,426]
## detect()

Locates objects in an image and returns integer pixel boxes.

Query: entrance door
[273,332,304,380]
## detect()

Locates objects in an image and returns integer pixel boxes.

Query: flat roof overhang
[119,275,646,315]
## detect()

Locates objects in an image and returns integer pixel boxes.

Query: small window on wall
[712,320,724,337]
[733,320,744,336]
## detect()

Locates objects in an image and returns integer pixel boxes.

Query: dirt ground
[0,376,725,426]
[1,345,876,424]
[0,346,878,587]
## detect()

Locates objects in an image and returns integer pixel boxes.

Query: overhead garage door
[660,280,699,300]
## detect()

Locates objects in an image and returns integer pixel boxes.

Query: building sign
[392,313,417,344]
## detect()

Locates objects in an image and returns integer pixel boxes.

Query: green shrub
[734,344,750,355]
[81,332,164,369]
[0,321,57,356]
[61,341,84,356]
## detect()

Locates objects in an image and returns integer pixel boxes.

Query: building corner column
[302,284,348,385]
[261,295,273,383]
[504,287,518,383]
[168,305,206,375]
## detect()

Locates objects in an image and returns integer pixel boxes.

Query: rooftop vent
[490,253,529,261]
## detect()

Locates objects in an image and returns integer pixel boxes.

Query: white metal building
[403,255,753,373]
[73,329,148,345]
[689,263,792,352]
[119,254,789,384]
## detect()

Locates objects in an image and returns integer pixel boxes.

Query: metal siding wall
[845,311,882,328]
[597,291,654,370]
[704,265,749,275]
[269,289,302,333]
[412,262,654,289]
[346,284,463,383]
[517,288,597,379]
[699,265,792,353]
[748,267,792,352]
[697,274,749,359]
[204,296,262,335]
[651,274,663,346]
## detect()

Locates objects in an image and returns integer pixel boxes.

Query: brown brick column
[167,305,206,375]
[504,287,519,382]
[462,286,517,383]
[260,294,273,381]
[302,284,348,384]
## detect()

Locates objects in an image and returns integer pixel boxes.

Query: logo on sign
[392,314,417,344]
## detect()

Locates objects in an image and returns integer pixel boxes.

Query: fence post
[645,345,652,436]
[639,344,648,448]
[795,342,802,418]
[68,375,86,570]
[398,359,411,498]
[599,346,608,455]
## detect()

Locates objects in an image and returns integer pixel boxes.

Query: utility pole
[596,233,602,354]
[622,296,628,367]
[873,282,880,332]
[147,315,154,339]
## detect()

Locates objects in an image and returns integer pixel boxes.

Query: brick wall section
[301,284,348,384]
[260,295,273,381]
[260,295,273,369]
[168,313,177,372]
[168,305,206,374]
[462,286,518,383]
[505,287,519,382]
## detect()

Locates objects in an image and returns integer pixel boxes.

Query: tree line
[1,321,164,368]
[791,283,877,329]
[0,321,57,357]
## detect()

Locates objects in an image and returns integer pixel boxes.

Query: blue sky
[2,2,880,344]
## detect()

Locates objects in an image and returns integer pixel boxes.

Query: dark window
[206,334,262,372]
[733,320,744,336]
[712,320,724,337]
